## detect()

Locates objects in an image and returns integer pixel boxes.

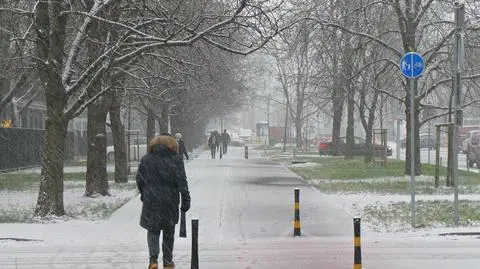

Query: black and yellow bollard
[191,219,199,269]
[353,218,362,269]
[293,188,301,236]
[244,146,248,159]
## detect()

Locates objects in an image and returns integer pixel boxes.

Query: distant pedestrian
[214,130,221,152]
[208,132,217,159]
[136,135,191,269]
[221,129,231,155]
[175,133,189,160]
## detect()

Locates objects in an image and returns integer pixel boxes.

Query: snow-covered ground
[2,147,480,268]
[288,159,480,234]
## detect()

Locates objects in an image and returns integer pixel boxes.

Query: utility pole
[452,2,465,226]
[127,94,132,174]
[267,98,270,147]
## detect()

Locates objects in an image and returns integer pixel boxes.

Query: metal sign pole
[409,78,416,228]
[401,51,424,228]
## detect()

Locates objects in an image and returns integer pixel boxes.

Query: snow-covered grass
[268,154,480,233]
[0,171,137,223]
[363,200,480,232]
[329,193,480,233]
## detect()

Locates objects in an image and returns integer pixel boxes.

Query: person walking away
[136,135,191,269]
[221,129,231,155]
[213,130,220,152]
[208,132,217,159]
[175,133,189,160]
[213,130,221,152]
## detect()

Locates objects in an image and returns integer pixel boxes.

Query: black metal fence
[0,128,88,172]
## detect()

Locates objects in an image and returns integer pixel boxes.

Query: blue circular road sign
[400,52,425,78]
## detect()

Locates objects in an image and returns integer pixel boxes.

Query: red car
[318,136,392,156]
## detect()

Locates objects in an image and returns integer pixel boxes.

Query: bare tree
[0,0,283,216]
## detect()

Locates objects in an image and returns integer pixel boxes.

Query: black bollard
[353,218,362,269]
[293,188,301,236]
[245,146,248,159]
[191,219,199,269]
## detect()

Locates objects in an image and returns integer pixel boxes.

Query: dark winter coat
[208,135,217,149]
[136,136,191,231]
[213,131,221,146]
[178,138,189,160]
[221,132,231,145]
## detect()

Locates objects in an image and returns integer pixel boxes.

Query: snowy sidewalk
[3,147,480,269]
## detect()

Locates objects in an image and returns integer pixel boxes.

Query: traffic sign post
[400,52,425,78]
[400,51,425,228]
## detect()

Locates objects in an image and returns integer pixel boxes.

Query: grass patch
[66,196,133,220]
[0,172,116,191]
[290,157,407,179]
[364,200,480,231]
[286,157,480,194]
[0,180,137,223]
[0,207,35,223]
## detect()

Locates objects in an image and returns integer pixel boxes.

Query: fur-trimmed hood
[148,135,178,153]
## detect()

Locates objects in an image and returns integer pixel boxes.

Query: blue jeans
[147,225,175,266]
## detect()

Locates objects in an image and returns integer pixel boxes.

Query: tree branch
[304,17,403,57]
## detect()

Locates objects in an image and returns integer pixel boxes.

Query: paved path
[2,146,480,268]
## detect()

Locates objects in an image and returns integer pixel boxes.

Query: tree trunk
[404,79,421,175]
[330,42,344,156]
[331,91,345,156]
[344,57,355,159]
[34,0,68,217]
[84,0,110,196]
[35,105,67,216]
[345,85,355,160]
[85,95,110,196]
[158,103,169,134]
[147,103,156,142]
[0,18,9,115]
[342,6,355,159]
[109,92,128,183]
[295,117,302,149]
[362,93,379,163]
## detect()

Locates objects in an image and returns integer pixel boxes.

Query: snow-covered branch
[303,17,403,58]
[62,0,116,87]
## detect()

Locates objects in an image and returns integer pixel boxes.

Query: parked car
[318,136,392,156]
[462,130,480,154]
[106,137,148,161]
[466,133,480,168]
[230,138,245,147]
[400,133,436,149]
